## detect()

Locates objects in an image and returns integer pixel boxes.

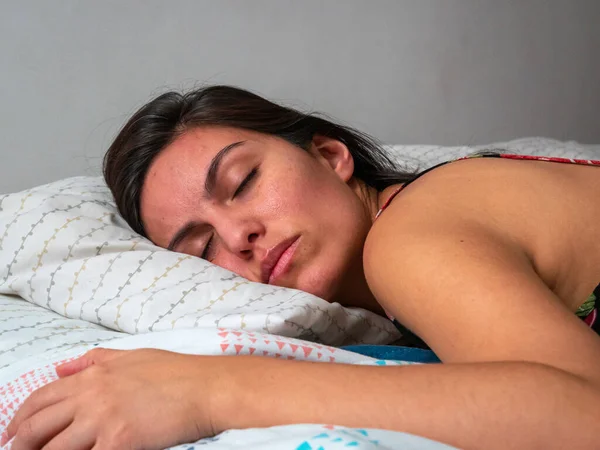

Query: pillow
[1,137,598,346]
[0,178,399,346]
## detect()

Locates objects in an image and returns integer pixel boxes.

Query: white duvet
[0,293,453,450]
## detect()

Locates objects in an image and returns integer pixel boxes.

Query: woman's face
[140,126,374,303]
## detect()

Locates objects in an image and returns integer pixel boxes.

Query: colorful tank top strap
[582,285,600,333]
[376,153,600,220]
[460,152,600,166]
[375,159,454,219]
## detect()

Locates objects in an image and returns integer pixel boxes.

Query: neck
[331,253,386,316]
[353,179,406,224]
[331,179,403,317]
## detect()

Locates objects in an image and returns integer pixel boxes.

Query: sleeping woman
[4,85,600,449]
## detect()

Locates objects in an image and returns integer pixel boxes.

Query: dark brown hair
[103,85,415,237]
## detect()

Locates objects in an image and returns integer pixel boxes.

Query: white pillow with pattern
[0,177,398,346]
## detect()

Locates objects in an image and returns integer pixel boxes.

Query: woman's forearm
[210,357,600,449]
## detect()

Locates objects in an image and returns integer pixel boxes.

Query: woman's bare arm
[211,354,598,449]
[208,218,600,449]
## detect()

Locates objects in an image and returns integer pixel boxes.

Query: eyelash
[233,167,258,198]
[201,234,214,260]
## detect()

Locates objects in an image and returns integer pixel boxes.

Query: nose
[217,217,263,258]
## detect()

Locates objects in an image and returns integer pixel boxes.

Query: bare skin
[366,156,600,381]
[5,126,600,449]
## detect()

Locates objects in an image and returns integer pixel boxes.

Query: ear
[309,135,355,183]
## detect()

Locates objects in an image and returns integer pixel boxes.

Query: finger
[9,400,74,450]
[56,356,93,378]
[56,348,126,378]
[39,421,96,450]
[5,377,72,443]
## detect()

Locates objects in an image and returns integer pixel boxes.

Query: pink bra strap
[375,186,405,219]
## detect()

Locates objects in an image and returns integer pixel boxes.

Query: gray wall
[1,0,599,193]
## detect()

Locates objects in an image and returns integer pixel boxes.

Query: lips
[260,236,300,284]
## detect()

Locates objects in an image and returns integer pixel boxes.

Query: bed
[1,137,598,449]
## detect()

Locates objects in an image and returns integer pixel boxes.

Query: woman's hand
[2,348,219,450]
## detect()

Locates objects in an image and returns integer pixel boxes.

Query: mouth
[261,236,300,285]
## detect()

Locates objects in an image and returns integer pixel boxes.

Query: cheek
[253,160,363,247]
[255,174,314,217]
[263,165,340,214]
[268,169,365,256]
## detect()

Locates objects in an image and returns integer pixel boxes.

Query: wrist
[206,356,252,434]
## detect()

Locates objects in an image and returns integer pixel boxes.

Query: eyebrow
[204,140,247,196]
[167,140,246,251]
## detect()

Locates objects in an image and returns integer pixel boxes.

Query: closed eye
[201,234,214,260]
[233,168,258,198]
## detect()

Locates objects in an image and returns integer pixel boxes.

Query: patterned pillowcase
[0,177,399,346]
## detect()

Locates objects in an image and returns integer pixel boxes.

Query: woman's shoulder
[365,157,527,247]
[363,155,600,312]
[363,182,500,281]
[362,162,508,294]
[367,154,600,247]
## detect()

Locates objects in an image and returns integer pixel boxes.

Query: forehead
[146,126,249,192]
[154,126,257,170]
